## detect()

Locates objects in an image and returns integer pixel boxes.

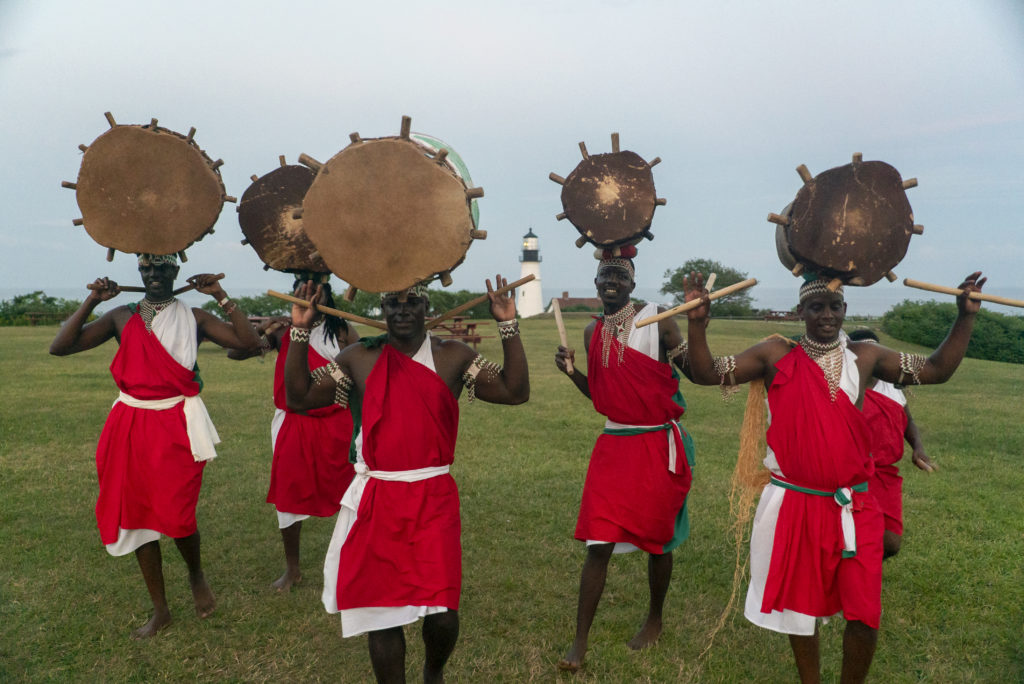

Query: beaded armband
[497,319,520,340]
[290,327,311,343]
[712,354,740,400]
[668,340,688,367]
[896,352,926,388]
[310,361,353,408]
[461,354,501,402]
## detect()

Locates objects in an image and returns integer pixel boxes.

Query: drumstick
[267,290,388,330]
[551,297,573,375]
[903,278,1024,308]
[635,278,758,328]
[425,274,536,330]
[86,274,224,296]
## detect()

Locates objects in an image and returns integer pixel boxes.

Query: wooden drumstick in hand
[552,298,573,374]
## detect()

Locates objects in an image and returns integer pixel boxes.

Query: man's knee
[586,542,615,563]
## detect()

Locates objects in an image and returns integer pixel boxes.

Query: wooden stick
[551,298,573,374]
[705,273,717,292]
[903,278,1024,308]
[267,290,388,329]
[635,278,758,328]
[85,273,223,296]
[425,274,535,330]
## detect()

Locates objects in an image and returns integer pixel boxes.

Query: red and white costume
[863,381,908,535]
[744,338,884,634]
[575,303,694,555]
[95,300,220,556]
[267,329,354,528]
[322,335,461,637]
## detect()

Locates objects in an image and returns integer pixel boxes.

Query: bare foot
[190,573,216,618]
[271,569,301,592]
[627,618,662,650]
[557,642,586,673]
[131,608,171,639]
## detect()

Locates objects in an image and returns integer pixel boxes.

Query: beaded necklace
[799,334,843,401]
[600,302,636,367]
[139,297,176,332]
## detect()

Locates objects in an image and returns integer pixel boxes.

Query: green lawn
[1,318,1022,682]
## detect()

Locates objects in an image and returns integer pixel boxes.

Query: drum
[549,133,665,249]
[299,116,485,293]
[65,113,230,260]
[769,155,922,286]
[237,160,329,273]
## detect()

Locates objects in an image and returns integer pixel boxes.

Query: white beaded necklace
[139,297,176,332]
[799,334,843,401]
[600,302,636,367]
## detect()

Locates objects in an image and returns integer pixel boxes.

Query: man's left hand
[911,449,936,472]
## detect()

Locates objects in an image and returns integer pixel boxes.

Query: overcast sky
[2,1,1022,314]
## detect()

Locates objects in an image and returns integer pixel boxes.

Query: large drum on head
[770,156,922,286]
[550,133,665,249]
[67,113,230,259]
[299,117,485,293]
[237,161,329,273]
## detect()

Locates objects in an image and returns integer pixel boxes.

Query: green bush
[882,300,1024,364]
[0,291,84,326]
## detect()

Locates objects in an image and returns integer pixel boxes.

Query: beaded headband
[799,276,844,303]
[380,283,431,304]
[594,244,637,280]
[137,253,178,267]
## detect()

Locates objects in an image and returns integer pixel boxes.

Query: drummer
[227,273,359,592]
[284,275,529,683]
[554,246,697,671]
[681,271,985,683]
[50,254,261,638]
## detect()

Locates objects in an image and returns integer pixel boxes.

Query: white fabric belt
[340,462,451,514]
[116,391,221,462]
[604,419,684,473]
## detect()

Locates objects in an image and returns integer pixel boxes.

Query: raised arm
[683,272,779,386]
[870,272,985,386]
[283,282,345,412]
[191,274,262,351]
[469,274,530,405]
[49,278,124,356]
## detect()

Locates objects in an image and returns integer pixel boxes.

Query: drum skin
[238,164,329,273]
[301,138,475,293]
[559,151,657,248]
[784,161,914,286]
[76,125,225,255]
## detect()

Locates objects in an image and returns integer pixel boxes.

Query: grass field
[2,317,1022,682]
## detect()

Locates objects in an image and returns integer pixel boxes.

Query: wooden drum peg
[466,187,485,200]
[826,278,843,292]
[106,248,116,261]
[791,263,805,276]
[62,181,77,190]
[298,153,323,173]
[796,164,813,184]
[578,141,590,159]
[78,144,88,153]
[435,148,449,165]
[439,270,453,287]
[178,250,188,263]
[470,229,487,240]
[643,230,655,241]
[187,127,196,142]
[400,115,412,139]
[912,224,925,235]
[885,271,898,282]
[903,178,918,189]
[279,155,287,167]
[556,212,567,221]
[655,197,667,206]
[149,118,159,128]
[72,218,84,226]
[575,235,588,248]
[344,285,358,302]
[549,172,566,185]
[250,174,259,182]
[104,111,117,128]
[240,239,249,246]
[611,132,620,153]
[224,195,237,203]
[349,132,361,143]
[649,156,661,167]
[768,212,791,226]
[852,152,863,163]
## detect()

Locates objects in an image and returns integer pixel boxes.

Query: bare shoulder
[750,334,794,363]
[434,336,478,367]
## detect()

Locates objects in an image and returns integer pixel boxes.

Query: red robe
[575,321,694,554]
[266,332,354,517]
[863,387,908,534]
[335,344,461,611]
[760,346,883,627]
[94,313,205,545]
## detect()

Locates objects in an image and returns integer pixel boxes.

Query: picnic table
[432,316,492,349]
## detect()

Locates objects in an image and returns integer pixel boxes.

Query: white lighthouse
[516,228,544,318]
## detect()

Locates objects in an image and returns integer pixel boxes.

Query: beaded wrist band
[290,327,311,343]
[497,319,520,340]
[217,295,237,316]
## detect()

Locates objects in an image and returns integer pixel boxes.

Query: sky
[2,1,1023,314]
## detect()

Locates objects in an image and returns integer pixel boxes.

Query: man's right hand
[88,277,120,302]
[291,281,323,330]
[555,345,576,376]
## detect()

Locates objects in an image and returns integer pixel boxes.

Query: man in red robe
[228,275,359,591]
[285,275,529,684]
[683,271,985,684]
[50,254,260,639]
[554,247,695,672]
[848,329,934,559]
